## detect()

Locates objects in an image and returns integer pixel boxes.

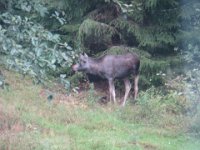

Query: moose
[72,53,140,106]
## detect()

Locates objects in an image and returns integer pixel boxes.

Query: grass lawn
[0,68,199,150]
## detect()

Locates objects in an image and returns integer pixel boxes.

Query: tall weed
[118,87,188,128]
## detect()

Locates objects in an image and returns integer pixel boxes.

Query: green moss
[101,46,151,58]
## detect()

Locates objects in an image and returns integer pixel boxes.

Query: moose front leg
[108,78,116,104]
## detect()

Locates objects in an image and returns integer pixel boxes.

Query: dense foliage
[0,1,80,88]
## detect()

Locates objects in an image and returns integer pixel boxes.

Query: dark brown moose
[72,53,140,106]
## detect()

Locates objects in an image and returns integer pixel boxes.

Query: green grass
[0,69,200,150]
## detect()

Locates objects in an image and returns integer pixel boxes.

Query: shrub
[0,12,78,84]
[128,87,188,126]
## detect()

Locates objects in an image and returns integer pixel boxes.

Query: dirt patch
[0,112,25,134]
[0,117,23,133]
[39,88,89,108]
[139,142,158,150]
[0,100,25,134]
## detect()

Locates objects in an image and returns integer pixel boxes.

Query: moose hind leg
[134,75,139,100]
[121,78,131,106]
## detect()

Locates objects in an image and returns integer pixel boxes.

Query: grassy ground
[0,68,200,150]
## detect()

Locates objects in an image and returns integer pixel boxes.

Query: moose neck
[87,58,103,76]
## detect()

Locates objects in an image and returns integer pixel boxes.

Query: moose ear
[84,53,88,58]
[80,53,84,58]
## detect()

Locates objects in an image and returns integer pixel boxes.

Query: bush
[0,12,78,84]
